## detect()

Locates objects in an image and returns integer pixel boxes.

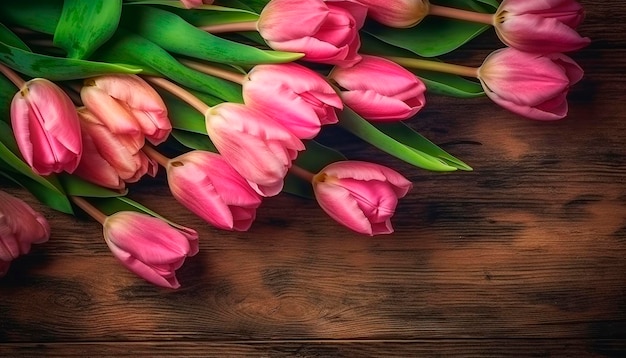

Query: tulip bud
[243,62,342,139]
[103,211,198,289]
[312,161,412,235]
[353,0,430,28]
[329,55,426,121]
[166,150,262,231]
[10,78,82,175]
[0,190,50,277]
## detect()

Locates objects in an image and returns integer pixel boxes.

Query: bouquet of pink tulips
[0,0,589,288]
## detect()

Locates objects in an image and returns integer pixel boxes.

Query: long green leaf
[0,73,14,120]
[171,129,216,151]
[338,107,460,172]
[0,22,31,51]
[59,174,127,198]
[0,170,73,214]
[0,0,62,34]
[54,0,122,59]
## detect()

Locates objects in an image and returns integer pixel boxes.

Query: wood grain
[1,0,625,356]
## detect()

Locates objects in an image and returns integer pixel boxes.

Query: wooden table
[1,1,625,356]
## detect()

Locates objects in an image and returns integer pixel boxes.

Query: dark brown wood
[1,0,624,356]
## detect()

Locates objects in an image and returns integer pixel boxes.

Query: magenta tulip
[478,48,584,120]
[242,62,342,139]
[166,150,262,231]
[205,102,304,197]
[103,211,199,289]
[81,74,172,145]
[257,0,367,67]
[0,190,50,277]
[312,161,412,235]
[329,55,427,121]
[10,78,82,175]
[494,0,590,53]
[353,0,430,28]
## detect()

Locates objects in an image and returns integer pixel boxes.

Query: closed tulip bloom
[81,74,172,145]
[73,122,126,190]
[243,63,342,139]
[179,0,213,8]
[329,55,427,121]
[205,103,305,197]
[0,190,50,276]
[478,48,584,120]
[167,151,262,231]
[103,211,199,289]
[313,161,412,236]
[77,108,157,184]
[494,0,590,53]
[257,0,367,67]
[354,0,430,28]
[10,78,82,175]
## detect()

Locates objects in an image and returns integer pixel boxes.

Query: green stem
[289,165,315,183]
[384,56,479,78]
[179,59,246,85]
[200,20,258,34]
[0,63,25,88]
[71,196,107,225]
[428,4,494,26]
[142,145,170,167]
[143,76,210,114]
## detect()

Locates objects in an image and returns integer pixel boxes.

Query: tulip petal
[314,182,375,235]
[498,14,590,53]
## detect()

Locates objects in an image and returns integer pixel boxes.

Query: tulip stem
[289,165,315,182]
[143,76,210,114]
[142,145,170,167]
[179,59,246,85]
[0,63,26,88]
[200,20,258,34]
[428,4,494,25]
[384,56,479,78]
[71,196,107,225]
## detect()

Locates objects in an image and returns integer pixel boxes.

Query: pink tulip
[0,190,50,277]
[312,161,412,235]
[103,211,199,289]
[329,55,427,121]
[76,108,157,184]
[166,150,262,231]
[494,0,590,53]
[242,63,343,139]
[478,48,584,120]
[10,78,82,175]
[353,0,430,28]
[257,0,367,67]
[205,102,305,197]
[81,74,172,145]
[179,0,213,8]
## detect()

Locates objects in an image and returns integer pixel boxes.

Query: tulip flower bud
[166,150,262,231]
[0,190,50,277]
[243,62,343,139]
[354,0,430,28]
[257,0,367,67]
[329,55,426,121]
[312,161,412,235]
[477,48,584,120]
[10,78,82,175]
[103,211,198,289]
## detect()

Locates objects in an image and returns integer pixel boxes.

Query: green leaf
[215,0,269,13]
[337,107,461,172]
[0,0,63,34]
[58,174,127,198]
[159,87,223,134]
[171,129,217,151]
[94,30,243,102]
[0,170,73,214]
[0,22,31,51]
[121,5,301,65]
[0,41,142,80]
[155,2,260,26]
[53,0,122,59]
[0,72,15,119]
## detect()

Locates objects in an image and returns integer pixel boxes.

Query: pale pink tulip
[0,190,50,277]
[329,55,426,121]
[205,102,305,197]
[312,161,412,235]
[103,211,199,289]
[10,78,82,175]
[353,0,430,28]
[76,108,157,184]
[478,48,584,120]
[167,150,262,231]
[494,0,590,53]
[81,74,172,145]
[242,63,342,139]
[257,0,367,67]
[180,0,213,8]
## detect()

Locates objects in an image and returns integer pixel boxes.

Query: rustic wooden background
[1,0,625,356]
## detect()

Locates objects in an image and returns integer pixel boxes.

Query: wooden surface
[1,1,625,356]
